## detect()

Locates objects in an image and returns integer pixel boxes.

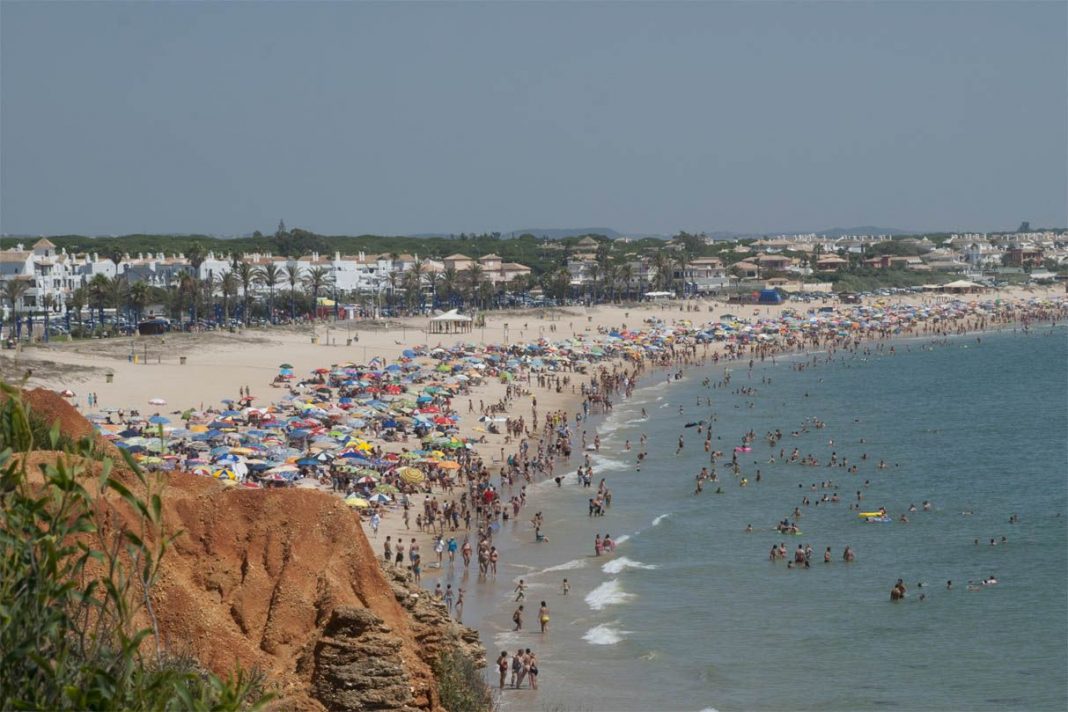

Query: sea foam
[601,556,658,574]
[652,512,672,527]
[585,579,634,610]
[589,454,629,473]
[539,558,587,574]
[583,623,629,645]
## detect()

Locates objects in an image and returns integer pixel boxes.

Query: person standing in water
[497,651,509,690]
[539,601,550,633]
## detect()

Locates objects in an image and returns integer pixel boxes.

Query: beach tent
[941,280,983,294]
[758,288,783,305]
[428,309,473,334]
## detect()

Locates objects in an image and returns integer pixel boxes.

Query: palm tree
[3,279,29,338]
[127,282,150,324]
[235,260,257,325]
[672,250,690,297]
[401,267,423,312]
[603,262,620,303]
[438,266,459,307]
[586,260,602,303]
[617,262,635,302]
[478,277,496,310]
[219,271,239,324]
[87,274,111,326]
[255,263,282,324]
[184,242,206,277]
[41,294,55,341]
[462,263,485,308]
[69,285,87,330]
[282,264,303,320]
[423,268,440,309]
[302,265,332,318]
[177,273,198,327]
[651,251,673,292]
[108,276,127,323]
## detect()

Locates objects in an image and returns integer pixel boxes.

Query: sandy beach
[4,287,1061,548]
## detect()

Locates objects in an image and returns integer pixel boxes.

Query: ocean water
[474,327,1067,711]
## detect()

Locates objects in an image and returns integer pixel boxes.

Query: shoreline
[476,320,1067,710]
[4,289,1066,705]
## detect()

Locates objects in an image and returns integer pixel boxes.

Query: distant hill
[813,226,911,237]
[507,227,622,240]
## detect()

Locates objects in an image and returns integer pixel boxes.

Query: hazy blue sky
[2,1,1065,236]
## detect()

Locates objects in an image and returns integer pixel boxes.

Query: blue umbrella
[297,458,320,467]
[402,349,416,358]
[148,415,170,425]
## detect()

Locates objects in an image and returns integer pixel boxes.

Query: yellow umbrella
[398,467,425,485]
[437,461,461,470]
[345,496,370,509]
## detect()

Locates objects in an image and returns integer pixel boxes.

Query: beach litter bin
[311,336,319,345]
[179,356,187,365]
[346,338,352,346]
[105,373,114,383]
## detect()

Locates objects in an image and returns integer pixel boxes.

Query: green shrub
[433,648,495,712]
[0,382,272,710]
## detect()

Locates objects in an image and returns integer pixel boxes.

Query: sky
[1,1,1065,237]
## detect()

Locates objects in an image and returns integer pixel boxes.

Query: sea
[457,325,1067,711]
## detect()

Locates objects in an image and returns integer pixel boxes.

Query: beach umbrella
[148,398,166,406]
[398,467,425,485]
[373,483,400,495]
[344,496,370,509]
[148,415,170,425]
[279,363,293,369]
[368,493,391,505]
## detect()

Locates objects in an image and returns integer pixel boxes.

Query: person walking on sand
[539,601,550,633]
[370,511,380,538]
